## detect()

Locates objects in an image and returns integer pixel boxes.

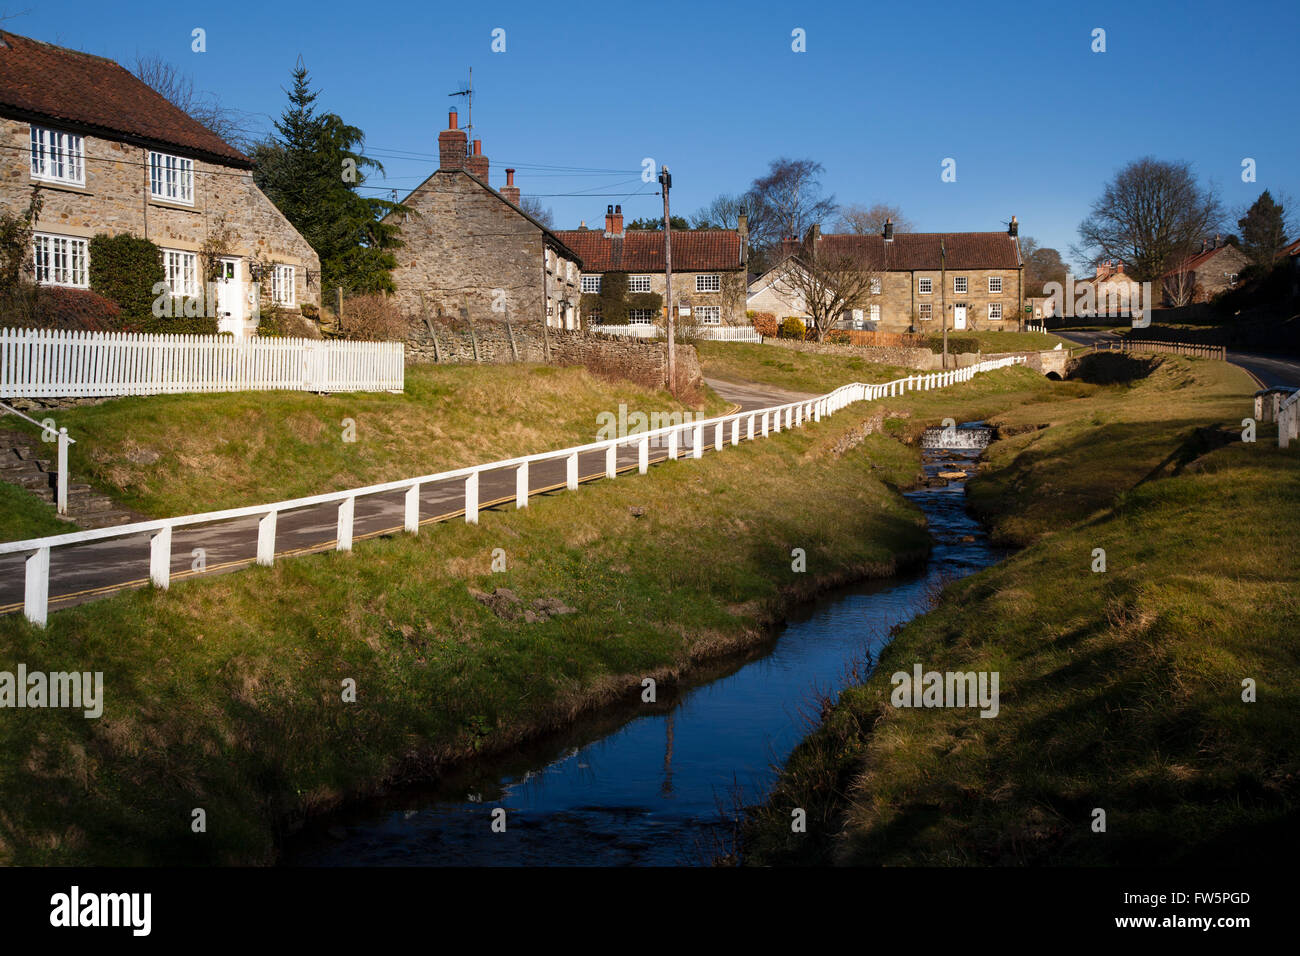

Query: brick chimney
[1008,215,1019,237]
[501,167,520,205]
[605,204,624,238]
[883,217,894,241]
[466,139,489,181]
[1097,260,1114,281]
[438,109,467,171]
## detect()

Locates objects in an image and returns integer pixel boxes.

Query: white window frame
[628,309,655,325]
[696,305,722,325]
[581,275,601,294]
[988,302,1003,321]
[868,304,881,323]
[695,273,721,293]
[32,233,89,288]
[917,276,933,295]
[30,126,85,186]
[953,276,968,294]
[163,249,199,298]
[869,278,882,295]
[918,303,933,321]
[628,275,652,293]
[149,151,195,205]
[988,276,1003,294]
[272,265,296,307]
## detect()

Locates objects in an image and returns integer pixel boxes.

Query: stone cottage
[1162,237,1251,305]
[554,208,748,327]
[0,30,320,337]
[386,110,583,329]
[755,218,1026,333]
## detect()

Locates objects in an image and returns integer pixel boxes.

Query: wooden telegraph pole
[940,239,949,370]
[659,165,676,394]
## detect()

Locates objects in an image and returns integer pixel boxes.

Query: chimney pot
[506,168,515,186]
[448,109,458,129]
[438,111,468,171]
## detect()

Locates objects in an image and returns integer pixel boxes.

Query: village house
[554,207,748,327]
[1162,237,1250,305]
[754,218,1025,333]
[386,110,583,329]
[1063,260,1143,318]
[0,31,320,337]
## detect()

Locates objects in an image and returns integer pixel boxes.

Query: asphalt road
[1,377,816,617]
[1055,328,1300,388]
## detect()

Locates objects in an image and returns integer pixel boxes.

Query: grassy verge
[745,356,1299,865]
[5,364,726,520]
[924,330,1073,353]
[0,482,77,542]
[696,341,913,394]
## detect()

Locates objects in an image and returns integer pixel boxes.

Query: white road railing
[1278,389,1299,449]
[1,356,1026,625]
[0,328,405,398]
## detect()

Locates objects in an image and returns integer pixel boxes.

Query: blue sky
[14,0,1299,269]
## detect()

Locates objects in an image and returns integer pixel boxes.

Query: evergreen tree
[253,61,406,294]
[1237,190,1289,268]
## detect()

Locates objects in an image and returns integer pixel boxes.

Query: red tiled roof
[0,31,250,166]
[790,232,1021,271]
[552,229,744,272]
[1279,238,1300,259]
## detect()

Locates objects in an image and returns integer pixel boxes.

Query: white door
[215,258,244,336]
[953,305,967,330]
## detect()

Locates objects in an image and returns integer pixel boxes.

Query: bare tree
[771,243,877,342]
[1075,157,1222,284]
[519,196,554,228]
[1162,252,1200,307]
[835,203,912,235]
[134,54,252,149]
[749,158,837,249]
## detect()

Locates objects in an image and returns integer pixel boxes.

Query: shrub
[88,234,165,322]
[136,313,222,335]
[751,311,778,337]
[338,294,406,341]
[19,286,123,331]
[779,316,806,339]
[258,306,322,339]
[826,329,851,344]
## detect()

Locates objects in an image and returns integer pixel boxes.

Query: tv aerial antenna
[449,68,474,146]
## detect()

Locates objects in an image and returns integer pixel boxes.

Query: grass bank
[0,367,1063,865]
[4,364,726,523]
[0,481,76,543]
[696,341,912,394]
[745,356,1299,865]
[924,330,1073,353]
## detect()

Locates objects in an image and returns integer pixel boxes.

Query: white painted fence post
[747,414,755,440]
[336,495,355,551]
[515,464,529,508]
[731,418,740,445]
[149,526,171,589]
[668,428,679,460]
[639,436,649,474]
[606,443,618,479]
[24,546,49,627]
[693,422,704,458]
[465,471,479,524]
[762,411,770,436]
[256,511,277,566]
[406,482,422,529]
[567,452,579,490]
[714,421,724,451]
[56,428,70,515]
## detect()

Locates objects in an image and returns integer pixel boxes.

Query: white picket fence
[0,328,405,398]
[0,355,1026,626]
[595,324,762,343]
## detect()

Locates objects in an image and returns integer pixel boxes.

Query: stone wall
[760,336,940,369]
[405,316,701,393]
[1,116,320,310]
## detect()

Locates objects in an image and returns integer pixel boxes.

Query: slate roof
[552,229,744,273]
[0,31,250,166]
